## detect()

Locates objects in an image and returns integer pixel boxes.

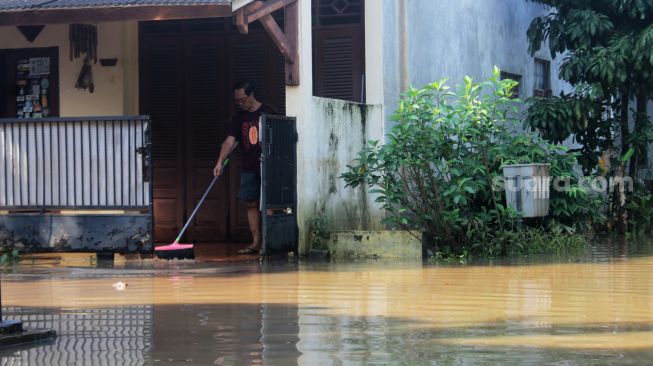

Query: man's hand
[213,161,224,176]
[215,137,236,176]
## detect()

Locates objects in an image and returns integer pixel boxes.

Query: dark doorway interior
[139,18,286,244]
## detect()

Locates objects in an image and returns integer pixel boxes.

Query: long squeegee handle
[174,159,229,243]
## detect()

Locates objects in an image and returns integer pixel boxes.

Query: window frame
[500,71,522,99]
[311,0,366,103]
[533,58,551,97]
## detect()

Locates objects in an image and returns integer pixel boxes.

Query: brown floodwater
[1,238,653,365]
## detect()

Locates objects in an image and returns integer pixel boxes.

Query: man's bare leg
[246,201,261,250]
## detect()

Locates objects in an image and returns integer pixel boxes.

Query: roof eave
[0,4,233,26]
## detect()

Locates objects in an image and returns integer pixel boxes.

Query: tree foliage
[525,0,653,176]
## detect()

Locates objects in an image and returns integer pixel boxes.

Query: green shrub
[0,244,20,264]
[342,68,601,257]
[625,185,653,235]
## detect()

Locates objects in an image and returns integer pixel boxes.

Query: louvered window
[313,0,363,26]
[312,0,364,102]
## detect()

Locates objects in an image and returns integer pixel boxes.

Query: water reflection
[0,238,651,365]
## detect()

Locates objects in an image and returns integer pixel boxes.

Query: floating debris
[112,282,127,291]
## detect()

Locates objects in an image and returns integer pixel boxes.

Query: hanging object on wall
[75,57,94,93]
[69,24,97,63]
[17,25,45,43]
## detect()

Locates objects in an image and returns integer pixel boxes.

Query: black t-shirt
[227,104,277,172]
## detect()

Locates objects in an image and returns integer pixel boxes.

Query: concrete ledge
[0,214,151,253]
[327,231,421,259]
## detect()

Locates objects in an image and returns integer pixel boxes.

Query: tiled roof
[0,0,231,11]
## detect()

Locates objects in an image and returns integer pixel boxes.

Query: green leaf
[621,148,635,162]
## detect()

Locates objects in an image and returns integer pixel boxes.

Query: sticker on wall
[29,57,50,76]
[17,60,29,73]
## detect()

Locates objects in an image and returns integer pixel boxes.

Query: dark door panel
[140,39,184,244]
[185,37,229,242]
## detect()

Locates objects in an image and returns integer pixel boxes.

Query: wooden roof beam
[246,0,295,24]
[236,0,299,86]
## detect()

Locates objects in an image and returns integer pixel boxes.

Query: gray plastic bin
[503,163,550,218]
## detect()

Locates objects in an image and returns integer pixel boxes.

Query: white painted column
[285,0,314,255]
[365,0,384,106]
[399,0,410,92]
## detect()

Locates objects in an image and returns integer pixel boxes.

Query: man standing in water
[214,82,276,255]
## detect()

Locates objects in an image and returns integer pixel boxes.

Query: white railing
[0,116,151,209]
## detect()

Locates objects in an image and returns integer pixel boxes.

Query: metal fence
[1,305,153,366]
[0,116,151,210]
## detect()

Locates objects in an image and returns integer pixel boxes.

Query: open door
[140,19,286,246]
[260,114,298,256]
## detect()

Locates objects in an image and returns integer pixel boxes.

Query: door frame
[138,19,286,244]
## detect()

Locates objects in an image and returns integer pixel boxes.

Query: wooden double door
[140,22,285,244]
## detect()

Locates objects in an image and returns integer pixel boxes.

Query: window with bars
[533,58,551,97]
[312,0,365,102]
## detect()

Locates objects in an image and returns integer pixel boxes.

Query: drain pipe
[399,0,410,92]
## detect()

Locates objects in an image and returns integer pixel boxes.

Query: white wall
[306,97,384,228]
[286,0,387,254]
[382,0,570,130]
[0,22,139,117]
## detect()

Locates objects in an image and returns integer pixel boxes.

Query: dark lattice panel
[262,115,296,207]
[261,115,297,256]
[312,0,363,26]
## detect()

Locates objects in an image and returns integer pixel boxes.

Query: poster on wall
[16,57,50,118]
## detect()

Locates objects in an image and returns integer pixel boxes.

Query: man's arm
[214,136,238,176]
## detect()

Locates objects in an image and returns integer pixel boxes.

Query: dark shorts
[238,171,260,202]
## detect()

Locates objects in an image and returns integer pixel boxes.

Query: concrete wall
[303,98,384,234]
[0,22,139,117]
[287,0,386,254]
[382,0,569,130]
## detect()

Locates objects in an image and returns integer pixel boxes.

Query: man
[214,82,276,255]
